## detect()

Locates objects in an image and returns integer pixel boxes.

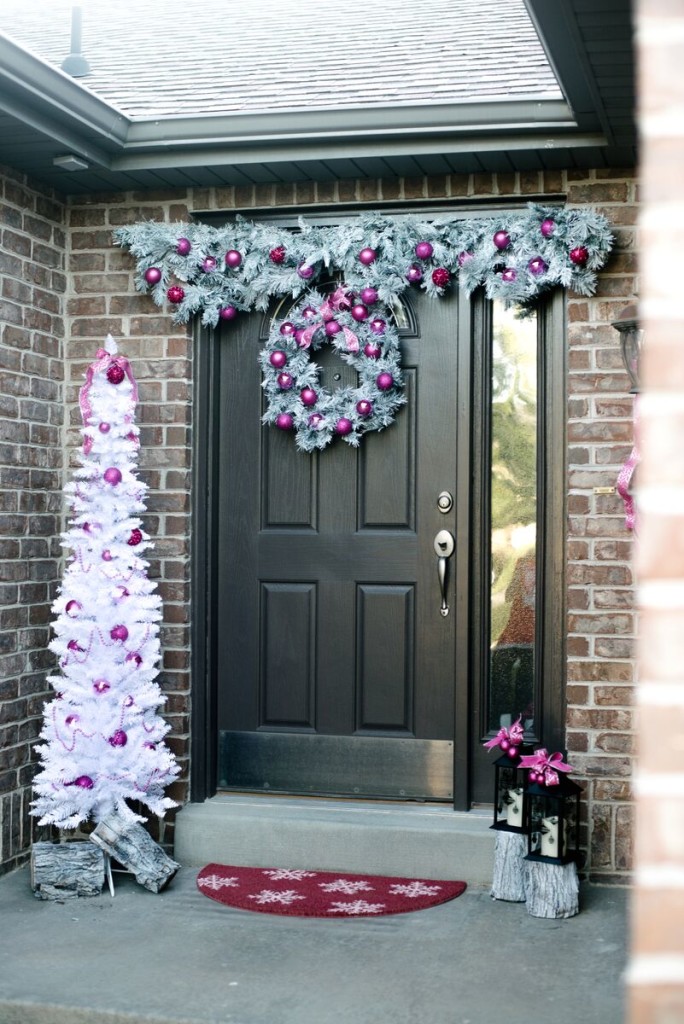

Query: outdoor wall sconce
[612,302,642,393]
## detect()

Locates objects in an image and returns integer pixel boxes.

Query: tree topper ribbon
[483,714,524,754]
[519,748,575,787]
[79,335,139,454]
[298,286,359,352]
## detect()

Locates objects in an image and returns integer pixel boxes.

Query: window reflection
[489,304,537,734]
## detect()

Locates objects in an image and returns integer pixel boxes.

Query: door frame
[189,207,567,810]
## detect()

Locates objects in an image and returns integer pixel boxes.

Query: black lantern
[525,774,581,865]
[612,302,642,393]
[490,751,531,834]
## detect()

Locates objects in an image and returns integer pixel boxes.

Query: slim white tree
[32,336,179,830]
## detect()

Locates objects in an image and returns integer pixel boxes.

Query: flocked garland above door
[116,204,613,450]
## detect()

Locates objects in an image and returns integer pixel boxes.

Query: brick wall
[0,165,66,874]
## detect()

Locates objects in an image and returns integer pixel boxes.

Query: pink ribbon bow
[518,748,575,787]
[616,397,639,531]
[80,348,139,454]
[483,714,524,752]
[297,286,359,351]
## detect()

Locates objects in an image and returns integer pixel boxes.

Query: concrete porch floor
[0,863,628,1024]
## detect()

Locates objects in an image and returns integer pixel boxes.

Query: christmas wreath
[260,287,406,451]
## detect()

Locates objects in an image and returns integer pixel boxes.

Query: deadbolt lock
[437,491,453,514]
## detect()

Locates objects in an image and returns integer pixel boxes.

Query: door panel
[216,288,466,799]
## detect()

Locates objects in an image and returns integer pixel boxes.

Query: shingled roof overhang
[0,0,635,196]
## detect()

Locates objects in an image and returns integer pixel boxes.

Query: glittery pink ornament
[106,364,125,385]
[356,399,373,417]
[540,218,555,238]
[501,268,517,284]
[128,528,143,546]
[269,350,288,369]
[66,600,81,616]
[103,467,122,486]
[176,237,192,256]
[224,249,242,268]
[406,265,423,283]
[431,268,450,288]
[415,241,434,260]
[275,413,294,430]
[370,318,386,335]
[93,679,110,693]
[98,422,110,433]
[569,246,589,266]
[167,285,185,305]
[351,303,369,322]
[110,624,129,642]
[109,729,128,747]
[219,305,237,321]
[335,417,353,436]
[358,247,377,265]
[74,775,94,789]
[277,372,294,390]
[144,267,162,285]
[202,256,217,273]
[297,263,315,279]
[360,287,378,305]
[125,652,143,668]
[269,246,286,264]
[528,257,548,276]
[493,230,511,250]
[377,372,394,391]
[102,549,113,561]
[325,320,341,336]
[300,388,318,407]
[279,321,296,336]
[364,342,381,359]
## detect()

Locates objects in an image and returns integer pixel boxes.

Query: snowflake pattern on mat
[198,874,240,890]
[318,878,375,895]
[263,869,317,881]
[388,881,443,899]
[248,889,307,906]
[328,900,386,915]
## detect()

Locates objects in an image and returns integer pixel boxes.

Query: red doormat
[197,864,466,917]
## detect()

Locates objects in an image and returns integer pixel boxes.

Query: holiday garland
[115,204,613,448]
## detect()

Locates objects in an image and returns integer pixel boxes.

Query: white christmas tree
[31,336,179,830]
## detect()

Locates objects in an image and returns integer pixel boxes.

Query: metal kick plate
[219,731,454,800]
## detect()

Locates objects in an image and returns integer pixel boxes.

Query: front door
[213,287,471,802]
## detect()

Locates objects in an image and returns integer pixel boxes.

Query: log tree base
[31,841,105,900]
[491,830,527,902]
[525,860,579,918]
[90,809,179,893]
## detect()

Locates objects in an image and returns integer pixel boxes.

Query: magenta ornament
[493,230,511,250]
[176,237,192,256]
[106,364,125,385]
[124,695,135,707]
[110,624,129,642]
[279,321,296,336]
[569,246,589,266]
[128,528,143,546]
[167,285,185,304]
[358,247,377,265]
[356,399,373,417]
[114,585,129,600]
[360,287,379,305]
[67,639,83,652]
[415,241,434,260]
[507,746,519,759]
[501,268,517,284]
[370,318,386,335]
[219,305,237,321]
[540,218,556,238]
[351,303,369,322]
[275,413,294,431]
[308,412,324,428]
[143,267,162,285]
[297,262,315,279]
[109,729,128,748]
[269,246,286,264]
[74,775,94,789]
[364,342,381,359]
[277,372,294,390]
[500,737,510,751]
[65,714,79,726]
[93,679,110,693]
[458,251,474,267]
[406,264,423,283]
[325,320,341,336]
[377,372,394,391]
[431,267,450,288]
[302,306,317,319]
[103,467,122,486]
[300,388,318,407]
[101,549,113,561]
[202,256,217,273]
[269,350,288,369]
[143,742,157,750]
[98,421,111,433]
[66,600,81,617]
[125,652,143,668]
[335,417,353,436]
[528,257,548,276]
[224,249,242,268]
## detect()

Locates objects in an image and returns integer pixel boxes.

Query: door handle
[433,529,455,617]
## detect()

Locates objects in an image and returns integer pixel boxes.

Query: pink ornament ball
[500,737,510,751]
[103,467,122,486]
[224,249,242,268]
[297,263,315,279]
[356,399,373,418]
[67,639,83,652]
[275,412,294,431]
[167,285,185,304]
[110,624,129,642]
[144,267,162,286]
[351,303,369,322]
[106,364,125,385]
[415,241,434,260]
[370,318,386,335]
[109,729,128,748]
[358,247,377,265]
[128,528,143,546]
[269,246,286,264]
[176,237,192,256]
[501,268,517,284]
[93,679,111,693]
[219,305,238,321]
[269,350,288,369]
[325,320,342,336]
[66,600,81,617]
[507,746,519,759]
[569,246,589,266]
[300,388,318,407]
[432,267,450,288]
[143,742,157,750]
[202,256,217,273]
[528,257,548,276]
[115,585,130,600]
[360,287,378,305]
[540,218,556,238]
[98,421,111,433]
[125,652,143,668]
[376,372,394,391]
[335,417,353,436]
[279,321,296,336]
[124,695,135,706]
[364,342,381,359]
[493,230,511,250]
[74,775,94,789]
[277,372,294,390]
[302,305,317,320]
[102,549,113,561]
[458,251,474,267]
[308,412,324,428]
[406,264,423,283]
[65,714,79,726]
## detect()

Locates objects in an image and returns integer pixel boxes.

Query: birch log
[490,830,528,902]
[90,809,179,892]
[525,860,579,918]
[31,841,105,900]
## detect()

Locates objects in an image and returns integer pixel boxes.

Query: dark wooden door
[215,289,469,801]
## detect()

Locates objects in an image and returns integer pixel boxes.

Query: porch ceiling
[0,0,636,197]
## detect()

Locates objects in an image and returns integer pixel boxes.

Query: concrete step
[174,795,495,884]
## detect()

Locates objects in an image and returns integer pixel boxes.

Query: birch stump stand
[491,831,528,902]
[525,860,579,918]
[31,841,105,900]
[90,809,179,892]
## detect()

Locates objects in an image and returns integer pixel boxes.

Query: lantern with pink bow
[483,715,531,834]
[520,748,581,864]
